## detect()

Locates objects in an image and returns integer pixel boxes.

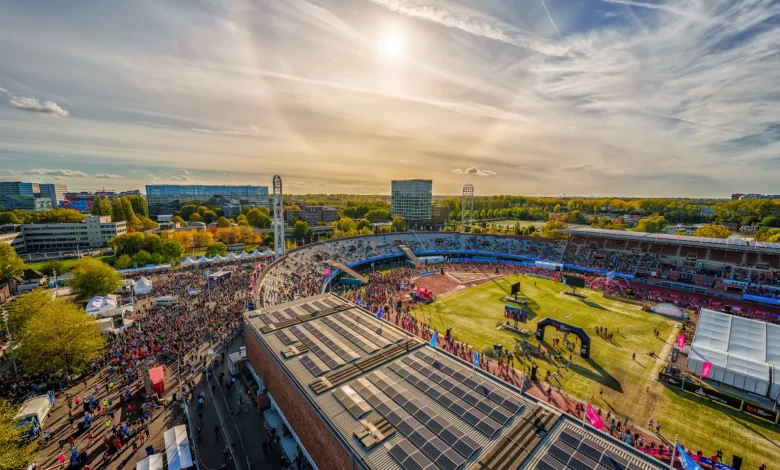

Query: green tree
[691,224,731,238]
[240,205,253,215]
[91,196,104,215]
[17,297,104,373]
[160,241,185,263]
[144,233,163,254]
[127,195,148,217]
[292,221,313,240]
[541,220,567,239]
[357,219,372,230]
[206,242,228,257]
[364,208,391,223]
[4,288,50,336]
[150,253,163,265]
[636,216,667,233]
[172,215,186,226]
[179,204,198,220]
[449,211,457,222]
[189,212,204,223]
[236,214,248,226]
[262,233,274,250]
[202,210,218,224]
[216,216,231,228]
[110,232,147,256]
[0,243,25,282]
[196,205,208,215]
[39,259,66,276]
[0,399,38,469]
[28,209,84,224]
[553,204,562,213]
[0,212,22,225]
[247,209,271,228]
[69,257,122,298]
[391,216,407,232]
[334,217,357,233]
[114,254,134,270]
[132,250,152,266]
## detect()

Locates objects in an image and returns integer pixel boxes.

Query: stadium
[245,230,780,470]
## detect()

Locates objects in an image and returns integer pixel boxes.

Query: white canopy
[164,425,193,470]
[181,257,196,266]
[86,294,121,317]
[262,248,274,256]
[237,251,251,259]
[250,250,263,257]
[211,254,226,262]
[134,277,153,295]
[197,256,211,263]
[135,453,163,470]
[688,309,780,396]
[226,252,239,260]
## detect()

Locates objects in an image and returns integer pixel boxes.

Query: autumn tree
[0,399,38,469]
[4,288,50,335]
[0,243,25,283]
[192,230,214,248]
[216,216,231,228]
[691,224,731,238]
[69,257,122,298]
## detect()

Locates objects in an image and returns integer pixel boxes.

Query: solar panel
[388,441,437,470]
[559,430,583,449]
[539,455,567,470]
[452,436,481,459]
[579,441,604,462]
[288,325,343,370]
[311,301,328,310]
[548,444,572,464]
[332,385,372,419]
[275,330,296,345]
[301,303,317,314]
[283,308,298,318]
[302,322,362,363]
[569,454,595,470]
[434,448,464,470]
[333,313,392,348]
[600,451,628,470]
[321,317,379,354]
[476,418,500,437]
[299,355,328,376]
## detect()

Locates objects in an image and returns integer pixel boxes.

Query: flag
[585,403,604,430]
[356,298,362,306]
[430,330,438,348]
[676,444,704,470]
[677,334,685,349]
[701,361,713,378]
[473,352,480,368]
[376,307,383,319]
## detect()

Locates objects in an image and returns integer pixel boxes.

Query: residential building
[145,185,269,216]
[20,215,127,252]
[0,182,52,212]
[39,183,68,209]
[391,179,432,221]
[297,206,339,225]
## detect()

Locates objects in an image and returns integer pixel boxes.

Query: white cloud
[94,173,125,179]
[9,96,69,116]
[452,167,498,176]
[179,168,190,175]
[0,87,8,94]
[23,168,88,177]
[169,175,191,181]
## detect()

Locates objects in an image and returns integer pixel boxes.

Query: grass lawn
[24,255,116,272]
[410,275,780,465]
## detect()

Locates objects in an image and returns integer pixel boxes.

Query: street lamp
[1,309,18,375]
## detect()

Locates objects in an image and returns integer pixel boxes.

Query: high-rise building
[145,185,269,216]
[391,180,432,220]
[0,182,52,212]
[39,183,68,209]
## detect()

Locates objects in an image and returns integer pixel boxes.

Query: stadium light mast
[272,175,285,259]
[462,184,474,233]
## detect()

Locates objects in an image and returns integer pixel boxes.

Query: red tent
[147,366,165,395]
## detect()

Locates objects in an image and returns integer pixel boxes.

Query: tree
[189,212,204,223]
[150,253,163,265]
[292,221,312,240]
[172,215,186,226]
[132,250,152,266]
[39,259,66,276]
[69,257,122,298]
[262,233,274,250]
[241,205,253,215]
[179,204,198,220]
[691,224,731,238]
[174,231,194,250]
[4,288,50,336]
[553,204,562,213]
[284,205,301,211]
[91,196,105,216]
[0,243,25,282]
[127,195,148,217]
[391,216,407,232]
[357,219,372,230]
[0,212,22,225]
[206,242,228,257]
[636,216,667,233]
[160,241,184,263]
[28,209,85,224]
[114,254,134,270]
[196,205,208,215]
[216,216,231,228]
[17,297,104,373]
[541,220,567,240]
[144,233,164,254]
[236,214,249,226]
[192,230,214,248]
[247,209,272,228]
[364,209,391,223]
[110,232,147,256]
[202,210,218,224]
[0,399,38,469]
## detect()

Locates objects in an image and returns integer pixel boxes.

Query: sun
[382,35,402,58]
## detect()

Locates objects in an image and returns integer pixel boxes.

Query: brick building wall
[245,325,360,470]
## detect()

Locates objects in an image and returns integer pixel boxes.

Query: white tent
[250,250,263,257]
[136,453,163,470]
[226,252,239,260]
[262,248,274,256]
[197,256,211,263]
[181,257,196,267]
[688,309,780,396]
[651,303,685,319]
[211,254,226,262]
[237,251,251,259]
[164,424,193,470]
[86,294,121,318]
[134,277,153,295]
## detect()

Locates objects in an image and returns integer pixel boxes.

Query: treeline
[0,208,85,225]
[709,200,780,227]
[91,195,157,231]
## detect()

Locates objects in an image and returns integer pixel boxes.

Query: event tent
[180,257,196,266]
[226,252,239,260]
[197,256,211,263]
[238,251,251,259]
[688,309,780,396]
[134,277,153,295]
[164,425,193,470]
[86,294,120,318]
[250,250,263,257]
[211,254,226,262]
[262,248,274,256]
[135,454,163,470]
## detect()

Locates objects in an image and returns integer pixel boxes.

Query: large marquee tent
[688,308,780,397]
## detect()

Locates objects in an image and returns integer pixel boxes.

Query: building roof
[245,294,666,470]
[568,227,780,253]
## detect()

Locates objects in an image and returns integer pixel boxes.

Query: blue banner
[742,294,780,306]
[504,305,528,323]
[677,445,704,470]
[419,271,438,277]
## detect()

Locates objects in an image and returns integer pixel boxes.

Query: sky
[0,0,778,197]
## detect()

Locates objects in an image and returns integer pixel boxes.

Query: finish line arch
[535,318,592,359]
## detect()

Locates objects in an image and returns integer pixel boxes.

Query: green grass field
[24,255,116,272]
[410,275,780,466]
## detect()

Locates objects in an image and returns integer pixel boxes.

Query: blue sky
[0,0,778,196]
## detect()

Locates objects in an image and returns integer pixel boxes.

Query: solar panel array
[288,325,345,370]
[389,361,505,437]
[301,322,362,363]
[333,313,398,347]
[276,330,296,346]
[412,351,524,415]
[301,303,317,314]
[321,316,380,354]
[351,376,472,470]
[332,385,372,419]
[388,440,437,470]
[535,428,647,470]
[323,297,341,308]
[300,354,329,376]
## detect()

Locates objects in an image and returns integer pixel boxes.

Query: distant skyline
[0,0,778,197]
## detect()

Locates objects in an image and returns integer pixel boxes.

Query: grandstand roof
[245,293,666,470]
[568,227,780,252]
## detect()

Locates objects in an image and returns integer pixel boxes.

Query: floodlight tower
[462,184,474,232]
[272,175,285,259]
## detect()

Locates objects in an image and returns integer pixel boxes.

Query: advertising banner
[658,372,683,388]
[701,362,713,378]
[682,381,742,409]
[741,402,779,423]
[677,333,686,349]
[504,305,528,323]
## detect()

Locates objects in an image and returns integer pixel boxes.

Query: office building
[391,180,432,221]
[0,182,52,212]
[222,201,242,218]
[19,215,127,252]
[0,231,25,252]
[145,185,269,216]
[39,183,68,209]
[244,294,667,470]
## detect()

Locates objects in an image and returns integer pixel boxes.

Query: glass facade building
[0,182,52,212]
[145,185,269,215]
[391,179,433,220]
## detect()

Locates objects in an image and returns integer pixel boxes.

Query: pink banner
[323,267,331,276]
[677,334,685,348]
[586,403,604,430]
[701,361,713,378]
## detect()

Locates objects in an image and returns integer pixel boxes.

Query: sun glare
[382,35,402,58]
